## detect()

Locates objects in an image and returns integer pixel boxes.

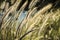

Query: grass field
[0,0,60,40]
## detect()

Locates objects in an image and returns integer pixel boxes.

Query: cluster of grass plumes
[0,0,60,40]
[0,7,60,40]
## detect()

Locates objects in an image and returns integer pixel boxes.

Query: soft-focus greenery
[0,0,60,40]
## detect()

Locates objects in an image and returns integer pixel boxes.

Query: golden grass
[0,8,60,40]
[0,0,60,40]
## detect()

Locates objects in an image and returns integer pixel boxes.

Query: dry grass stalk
[27,7,37,18]
[38,13,53,36]
[1,17,12,29]
[29,0,39,9]
[32,4,52,20]
[14,0,28,20]
[2,0,22,20]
